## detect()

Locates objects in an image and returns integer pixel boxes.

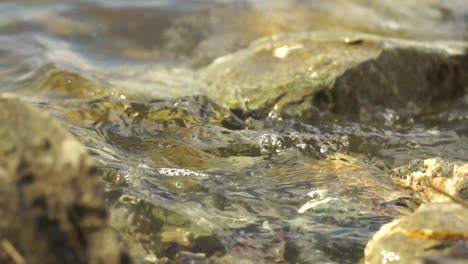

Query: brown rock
[0,94,128,264]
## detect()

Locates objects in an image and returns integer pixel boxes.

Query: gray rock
[199,31,468,118]
[0,94,127,264]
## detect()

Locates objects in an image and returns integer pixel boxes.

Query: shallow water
[1,0,468,263]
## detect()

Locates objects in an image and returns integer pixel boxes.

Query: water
[1,1,468,263]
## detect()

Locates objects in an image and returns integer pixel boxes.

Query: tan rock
[364,202,468,264]
[390,158,468,203]
[0,94,127,264]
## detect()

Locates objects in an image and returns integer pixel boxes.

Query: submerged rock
[200,31,468,119]
[31,68,119,99]
[0,94,126,263]
[14,64,127,100]
[364,202,468,264]
[302,153,409,200]
[107,192,224,262]
[52,95,243,130]
[390,158,468,203]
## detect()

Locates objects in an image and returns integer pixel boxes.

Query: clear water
[1,1,467,263]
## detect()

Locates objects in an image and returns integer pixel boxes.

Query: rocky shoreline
[0,1,467,261]
[1,34,467,260]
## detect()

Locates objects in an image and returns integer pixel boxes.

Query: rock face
[390,158,468,203]
[364,202,468,264]
[199,31,468,119]
[0,94,127,264]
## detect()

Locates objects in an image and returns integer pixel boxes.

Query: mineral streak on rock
[0,94,127,264]
[364,202,468,264]
[199,31,468,119]
[390,158,468,203]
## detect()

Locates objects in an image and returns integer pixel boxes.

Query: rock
[390,158,468,203]
[107,192,224,262]
[422,241,468,264]
[0,94,127,264]
[51,95,243,130]
[302,153,410,201]
[364,202,468,264]
[199,31,468,119]
[30,68,120,99]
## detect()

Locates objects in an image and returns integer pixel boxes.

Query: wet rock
[14,64,128,100]
[302,153,406,198]
[364,202,468,264]
[390,158,468,203]
[107,192,224,262]
[31,68,119,99]
[51,95,242,130]
[200,31,468,119]
[423,241,468,264]
[0,94,127,263]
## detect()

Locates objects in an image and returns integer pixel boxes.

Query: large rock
[364,202,468,264]
[199,31,468,119]
[0,94,127,263]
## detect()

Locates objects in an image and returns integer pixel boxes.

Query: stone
[0,94,127,264]
[199,31,468,119]
[31,68,119,99]
[364,202,468,264]
[390,158,468,203]
[107,193,224,262]
[422,241,468,264]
